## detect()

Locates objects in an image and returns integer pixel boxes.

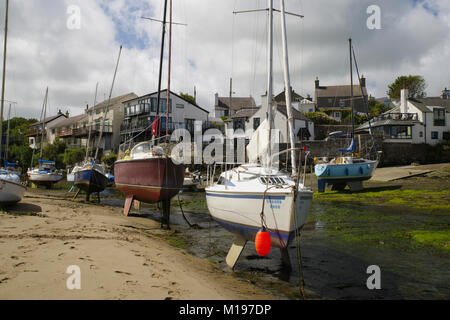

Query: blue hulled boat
[73,161,108,201]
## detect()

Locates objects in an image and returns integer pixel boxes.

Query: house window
[334,112,341,118]
[339,100,345,107]
[176,104,184,109]
[433,108,445,126]
[419,131,423,138]
[431,131,439,140]
[388,126,412,139]
[253,117,260,130]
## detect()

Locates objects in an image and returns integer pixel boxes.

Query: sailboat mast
[166,0,172,139]
[95,46,122,160]
[266,0,273,168]
[5,103,11,162]
[155,0,169,143]
[349,38,354,139]
[86,82,98,159]
[0,0,9,166]
[40,87,49,160]
[279,0,297,176]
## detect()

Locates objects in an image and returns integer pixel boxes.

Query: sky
[0,0,449,120]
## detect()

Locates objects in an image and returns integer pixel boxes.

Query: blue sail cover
[339,138,356,153]
[39,159,56,165]
[5,161,18,166]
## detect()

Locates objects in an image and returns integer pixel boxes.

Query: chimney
[85,104,89,113]
[214,93,219,106]
[360,74,366,87]
[65,110,70,118]
[306,94,312,101]
[400,88,408,114]
[315,77,320,89]
[442,87,449,100]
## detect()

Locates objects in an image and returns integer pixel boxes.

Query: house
[213,93,257,118]
[47,113,88,148]
[86,92,138,153]
[314,75,368,121]
[238,92,315,142]
[357,88,450,145]
[27,110,68,149]
[120,89,209,144]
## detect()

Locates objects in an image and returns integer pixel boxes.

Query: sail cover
[246,119,270,164]
[339,138,357,153]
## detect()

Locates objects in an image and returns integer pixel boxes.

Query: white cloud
[0,0,448,120]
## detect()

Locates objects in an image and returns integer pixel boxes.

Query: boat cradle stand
[226,236,292,271]
[123,195,172,230]
[318,180,363,193]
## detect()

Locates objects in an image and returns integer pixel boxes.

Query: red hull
[114,157,184,204]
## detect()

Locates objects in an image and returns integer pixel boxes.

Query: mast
[40,87,49,160]
[0,0,9,166]
[86,82,98,159]
[5,102,11,162]
[155,0,169,144]
[279,0,297,176]
[166,0,172,139]
[349,38,354,139]
[95,46,122,160]
[266,0,273,168]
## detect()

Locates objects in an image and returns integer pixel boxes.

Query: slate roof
[48,113,88,129]
[216,96,256,111]
[276,105,311,122]
[316,85,367,98]
[409,97,450,112]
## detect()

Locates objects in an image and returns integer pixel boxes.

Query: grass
[405,231,450,250]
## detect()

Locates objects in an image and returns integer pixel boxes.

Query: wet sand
[0,191,275,300]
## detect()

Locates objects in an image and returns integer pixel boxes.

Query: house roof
[409,97,450,112]
[216,96,256,111]
[276,105,311,122]
[29,113,67,128]
[316,85,367,98]
[124,89,209,114]
[230,108,259,119]
[48,113,88,129]
[91,92,138,111]
[274,89,304,103]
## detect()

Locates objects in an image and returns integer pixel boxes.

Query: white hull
[28,172,63,183]
[206,165,313,248]
[0,179,26,204]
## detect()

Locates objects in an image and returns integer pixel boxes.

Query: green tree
[179,92,196,105]
[387,75,426,101]
[42,138,67,168]
[101,152,117,171]
[304,112,339,125]
[63,147,86,167]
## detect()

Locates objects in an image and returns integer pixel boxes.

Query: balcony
[372,113,419,122]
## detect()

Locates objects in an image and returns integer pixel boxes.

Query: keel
[124,195,134,216]
[225,236,247,270]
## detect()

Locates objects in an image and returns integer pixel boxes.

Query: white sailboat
[205,0,313,269]
[0,0,26,204]
[27,88,63,187]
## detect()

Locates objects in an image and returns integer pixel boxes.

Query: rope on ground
[177,195,202,229]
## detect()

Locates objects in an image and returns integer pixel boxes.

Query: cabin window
[259,177,287,185]
[433,108,445,126]
[217,176,226,185]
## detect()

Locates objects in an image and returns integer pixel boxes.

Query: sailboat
[114,0,184,227]
[205,0,313,269]
[72,53,120,202]
[314,39,378,192]
[27,88,63,188]
[0,0,26,204]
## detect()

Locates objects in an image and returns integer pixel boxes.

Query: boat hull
[314,161,377,182]
[28,172,63,186]
[114,157,184,204]
[0,179,26,204]
[74,169,108,194]
[205,190,313,248]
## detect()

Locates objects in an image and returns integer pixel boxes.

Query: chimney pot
[315,77,320,89]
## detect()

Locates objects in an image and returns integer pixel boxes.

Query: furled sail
[246,119,270,164]
[339,138,357,153]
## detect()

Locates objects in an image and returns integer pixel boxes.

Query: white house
[121,89,210,143]
[226,93,315,142]
[357,88,450,145]
[27,111,68,149]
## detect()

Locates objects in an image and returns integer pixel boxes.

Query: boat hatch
[259,176,287,185]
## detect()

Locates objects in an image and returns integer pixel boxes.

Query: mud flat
[0,190,275,300]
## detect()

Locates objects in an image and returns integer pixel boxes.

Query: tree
[387,75,426,101]
[179,92,196,105]
[42,138,67,168]
[63,147,86,167]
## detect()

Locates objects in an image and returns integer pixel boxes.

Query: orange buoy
[255,229,271,256]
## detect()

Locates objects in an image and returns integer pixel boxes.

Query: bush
[63,147,86,167]
[102,152,117,170]
[304,112,339,125]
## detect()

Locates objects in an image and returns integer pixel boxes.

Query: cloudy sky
[0,0,449,119]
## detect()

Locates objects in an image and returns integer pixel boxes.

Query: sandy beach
[0,191,275,300]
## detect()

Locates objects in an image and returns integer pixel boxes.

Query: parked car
[324,131,351,141]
